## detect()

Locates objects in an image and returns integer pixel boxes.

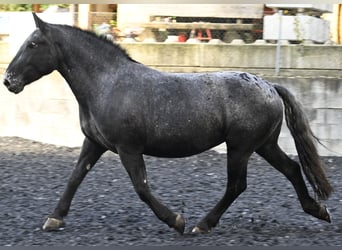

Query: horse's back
[140,70,284,156]
[162,71,283,125]
[205,71,283,146]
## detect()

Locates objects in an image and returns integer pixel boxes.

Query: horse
[3,13,333,234]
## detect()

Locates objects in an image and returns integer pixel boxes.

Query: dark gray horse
[3,13,332,234]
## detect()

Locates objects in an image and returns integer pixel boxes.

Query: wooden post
[338,4,342,44]
[78,4,90,29]
[32,4,40,13]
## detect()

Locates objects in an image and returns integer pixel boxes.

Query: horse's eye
[28,42,38,48]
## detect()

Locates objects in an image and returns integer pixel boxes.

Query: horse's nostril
[3,78,10,87]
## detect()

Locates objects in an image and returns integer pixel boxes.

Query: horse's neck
[56,36,115,104]
[58,55,91,103]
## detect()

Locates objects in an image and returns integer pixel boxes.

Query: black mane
[58,24,138,63]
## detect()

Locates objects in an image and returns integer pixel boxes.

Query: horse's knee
[237,182,247,195]
[135,185,150,203]
[284,161,302,176]
[228,181,247,197]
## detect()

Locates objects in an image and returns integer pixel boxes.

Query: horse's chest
[79,110,117,149]
[80,117,98,138]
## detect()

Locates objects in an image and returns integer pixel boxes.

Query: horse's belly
[144,132,225,158]
[144,143,222,158]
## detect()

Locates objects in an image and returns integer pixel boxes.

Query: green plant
[0,4,32,11]
[0,4,69,12]
[109,19,117,27]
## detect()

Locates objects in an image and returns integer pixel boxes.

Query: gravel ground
[0,136,341,246]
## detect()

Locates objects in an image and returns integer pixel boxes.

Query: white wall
[5,12,74,56]
[117,4,264,30]
[0,70,84,147]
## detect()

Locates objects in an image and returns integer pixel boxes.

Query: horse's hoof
[192,226,210,234]
[173,214,185,235]
[321,206,332,223]
[42,217,65,231]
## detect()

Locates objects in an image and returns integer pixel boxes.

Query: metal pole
[275,10,283,76]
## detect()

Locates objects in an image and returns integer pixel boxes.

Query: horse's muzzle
[3,78,10,87]
[3,77,23,94]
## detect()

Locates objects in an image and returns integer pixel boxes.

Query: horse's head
[3,13,60,94]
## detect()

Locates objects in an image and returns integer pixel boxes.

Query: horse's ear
[32,12,47,32]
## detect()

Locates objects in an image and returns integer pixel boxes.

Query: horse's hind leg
[256,142,331,222]
[42,138,106,231]
[118,149,185,234]
[193,147,252,233]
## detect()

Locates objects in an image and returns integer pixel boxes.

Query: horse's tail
[273,84,333,200]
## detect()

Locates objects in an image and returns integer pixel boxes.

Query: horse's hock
[0,41,341,156]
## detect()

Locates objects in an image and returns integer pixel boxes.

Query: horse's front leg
[42,137,106,231]
[118,149,185,234]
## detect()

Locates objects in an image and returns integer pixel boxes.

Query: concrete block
[201,44,277,68]
[289,45,342,70]
[309,108,342,125]
[266,4,333,13]
[263,14,330,43]
[311,123,342,140]
[121,43,201,67]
